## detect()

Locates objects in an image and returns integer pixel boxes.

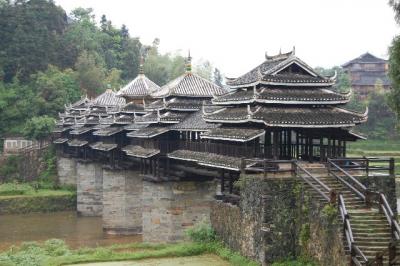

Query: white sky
[55,0,399,77]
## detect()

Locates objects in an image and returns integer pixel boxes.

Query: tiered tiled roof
[117,74,161,99]
[70,126,95,135]
[227,50,335,88]
[168,150,255,171]
[93,126,123,137]
[151,73,226,98]
[90,142,118,151]
[122,145,160,158]
[213,87,350,105]
[127,127,169,138]
[67,139,88,147]
[53,138,68,144]
[201,128,265,142]
[92,89,125,107]
[204,105,367,128]
[169,110,219,131]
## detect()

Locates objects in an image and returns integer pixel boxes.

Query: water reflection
[0,211,141,251]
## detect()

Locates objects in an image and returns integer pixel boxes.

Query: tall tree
[0,0,68,82]
[388,1,400,120]
[74,50,106,97]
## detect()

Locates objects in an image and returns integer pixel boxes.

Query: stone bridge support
[57,156,77,186]
[142,180,216,242]
[102,169,143,235]
[76,161,103,216]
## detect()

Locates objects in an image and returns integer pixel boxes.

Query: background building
[342,52,391,98]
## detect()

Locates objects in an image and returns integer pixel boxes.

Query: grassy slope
[0,189,74,199]
[347,140,400,175]
[0,240,260,266]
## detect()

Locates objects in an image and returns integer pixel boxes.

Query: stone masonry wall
[76,161,103,216]
[57,156,77,186]
[102,169,143,235]
[211,175,347,265]
[143,180,216,243]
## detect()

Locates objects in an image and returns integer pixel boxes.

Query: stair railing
[293,162,336,204]
[327,159,369,204]
[329,158,399,266]
[338,194,369,266]
[378,192,400,265]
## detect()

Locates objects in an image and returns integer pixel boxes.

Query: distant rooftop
[342,52,387,67]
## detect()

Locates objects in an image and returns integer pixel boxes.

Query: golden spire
[186,50,192,73]
[139,56,144,75]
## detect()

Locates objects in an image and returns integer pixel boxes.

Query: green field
[347,140,400,176]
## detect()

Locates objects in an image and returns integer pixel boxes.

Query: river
[0,211,141,251]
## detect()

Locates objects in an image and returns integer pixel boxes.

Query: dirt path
[73,254,231,266]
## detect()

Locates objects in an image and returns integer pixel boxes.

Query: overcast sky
[55,0,398,77]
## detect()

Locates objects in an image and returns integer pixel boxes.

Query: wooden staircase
[295,160,400,266]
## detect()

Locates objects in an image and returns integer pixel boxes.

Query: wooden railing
[338,194,369,266]
[328,158,399,266]
[294,161,336,204]
[328,157,395,178]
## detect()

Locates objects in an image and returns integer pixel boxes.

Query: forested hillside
[0,0,220,139]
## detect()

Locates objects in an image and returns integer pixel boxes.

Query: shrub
[0,155,21,181]
[43,239,69,256]
[0,182,33,196]
[186,222,216,243]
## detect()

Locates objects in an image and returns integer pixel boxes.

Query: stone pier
[57,156,77,186]
[142,180,216,242]
[76,161,103,216]
[102,169,143,235]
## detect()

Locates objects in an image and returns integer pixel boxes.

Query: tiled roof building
[342,52,390,98]
[53,49,367,183]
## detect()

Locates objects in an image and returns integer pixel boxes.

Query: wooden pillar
[273,131,279,160]
[309,138,314,163]
[229,173,233,194]
[327,138,331,158]
[288,130,292,159]
[265,130,271,158]
[332,139,336,158]
[343,141,347,157]
[320,137,324,162]
[221,170,225,193]
[296,131,299,160]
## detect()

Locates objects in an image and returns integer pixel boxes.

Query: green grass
[0,182,74,198]
[347,139,400,176]
[347,140,400,152]
[0,239,259,266]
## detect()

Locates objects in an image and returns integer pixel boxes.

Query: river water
[0,211,141,251]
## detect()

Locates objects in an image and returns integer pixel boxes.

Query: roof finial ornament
[265,51,268,60]
[247,104,253,119]
[186,50,192,74]
[157,109,161,122]
[139,55,144,75]
[292,46,296,55]
[279,47,282,55]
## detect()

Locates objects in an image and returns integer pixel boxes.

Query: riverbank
[0,188,76,214]
[0,239,259,266]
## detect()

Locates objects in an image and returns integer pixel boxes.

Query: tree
[213,68,223,87]
[0,0,68,82]
[388,1,400,120]
[194,59,213,80]
[360,80,399,139]
[23,115,55,143]
[74,50,106,97]
[30,65,81,117]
